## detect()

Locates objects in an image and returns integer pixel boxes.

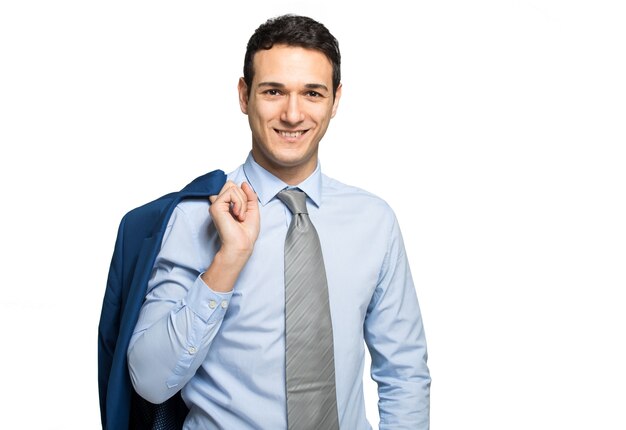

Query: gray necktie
[277,189,339,430]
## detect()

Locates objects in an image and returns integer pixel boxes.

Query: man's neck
[250,152,318,186]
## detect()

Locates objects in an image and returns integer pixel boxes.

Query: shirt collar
[242,152,323,208]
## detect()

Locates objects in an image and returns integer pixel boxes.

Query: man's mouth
[276,130,307,139]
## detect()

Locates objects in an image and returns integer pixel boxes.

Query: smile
[277,130,307,138]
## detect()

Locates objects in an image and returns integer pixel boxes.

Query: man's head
[243,15,341,99]
[238,15,343,185]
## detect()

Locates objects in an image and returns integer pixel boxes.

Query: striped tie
[277,189,339,430]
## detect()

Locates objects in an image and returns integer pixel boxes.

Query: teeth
[280,131,303,138]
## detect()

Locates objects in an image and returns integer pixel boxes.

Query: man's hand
[201,181,260,292]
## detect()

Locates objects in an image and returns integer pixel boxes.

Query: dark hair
[243,14,341,97]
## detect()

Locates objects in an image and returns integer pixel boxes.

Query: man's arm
[363,216,430,429]
[202,181,260,291]
[128,181,259,404]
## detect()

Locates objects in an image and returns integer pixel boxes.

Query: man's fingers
[241,182,258,209]
[210,181,249,221]
[210,181,236,204]
[226,184,247,220]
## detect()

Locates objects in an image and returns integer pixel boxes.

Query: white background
[1,1,625,429]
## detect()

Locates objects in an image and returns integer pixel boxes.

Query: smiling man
[240,44,340,185]
[127,15,430,429]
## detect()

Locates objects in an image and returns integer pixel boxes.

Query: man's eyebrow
[257,82,285,88]
[256,82,329,92]
[304,83,329,92]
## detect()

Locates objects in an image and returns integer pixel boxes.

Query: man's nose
[280,95,305,124]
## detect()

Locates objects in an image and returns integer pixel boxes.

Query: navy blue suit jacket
[98,170,226,429]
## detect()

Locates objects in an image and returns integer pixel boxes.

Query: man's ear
[331,83,342,118]
[238,77,249,114]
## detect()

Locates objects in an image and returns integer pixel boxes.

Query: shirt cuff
[185,275,233,324]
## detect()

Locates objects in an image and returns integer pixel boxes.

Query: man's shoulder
[321,174,394,215]
[119,167,228,235]
[170,164,244,220]
[122,168,227,220]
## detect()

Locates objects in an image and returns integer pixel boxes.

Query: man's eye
[306,91,321,97]
[265,89,281,96]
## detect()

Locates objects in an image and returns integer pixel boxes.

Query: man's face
[238,44,342,184]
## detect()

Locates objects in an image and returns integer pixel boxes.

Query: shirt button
[221,300,228,309]
[188,346,197,354]
[208,300,217,309]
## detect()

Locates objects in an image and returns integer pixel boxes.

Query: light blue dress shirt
[128,154,430,429]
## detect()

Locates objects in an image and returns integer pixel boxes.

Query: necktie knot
[277,189,308,215]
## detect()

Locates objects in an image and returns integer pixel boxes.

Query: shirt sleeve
[363,215,431,429]
[127,205,232,404]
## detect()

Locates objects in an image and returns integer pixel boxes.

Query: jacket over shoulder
[98,169,226,430]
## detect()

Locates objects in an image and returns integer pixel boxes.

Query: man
[127,14,430,429]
